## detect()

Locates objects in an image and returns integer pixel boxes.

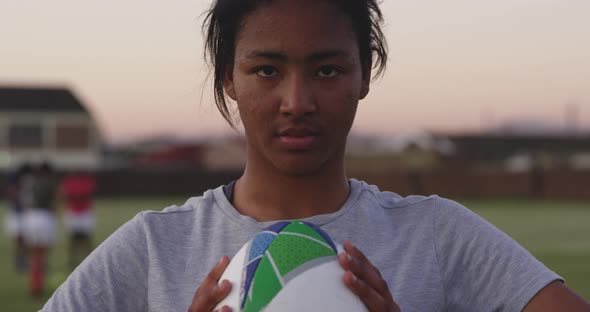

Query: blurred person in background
[59,170,97,269]
[23,162,58,298]
[3,163,33,272]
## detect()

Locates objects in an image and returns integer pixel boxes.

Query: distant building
[447,134,590,171]
[0,86,102,170]
[345,131,454,173]
[134,143,204,169]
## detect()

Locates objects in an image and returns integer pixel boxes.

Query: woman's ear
[360,63,371,100]
[223,65,237,101]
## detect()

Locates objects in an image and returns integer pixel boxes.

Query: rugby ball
[215,220,367,312]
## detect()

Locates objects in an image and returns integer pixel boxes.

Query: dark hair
[203,0,388,127]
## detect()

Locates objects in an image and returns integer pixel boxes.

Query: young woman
[43,0,589,311]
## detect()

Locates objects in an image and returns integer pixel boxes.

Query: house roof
[0,86,87,113]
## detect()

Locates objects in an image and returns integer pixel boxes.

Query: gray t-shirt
[41,179,561,311]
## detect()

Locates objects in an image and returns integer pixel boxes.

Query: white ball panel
[215,240,250,310]
[264,259,367,312]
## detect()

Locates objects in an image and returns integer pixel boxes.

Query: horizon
[1,0,589,144]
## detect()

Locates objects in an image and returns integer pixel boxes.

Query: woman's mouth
[277,127,319,150]
[279,135,317,150]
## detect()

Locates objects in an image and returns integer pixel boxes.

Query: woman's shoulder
[353,179,485,231]
[141,187,219,216]
[353,178,443,211]
[137,186,225,233]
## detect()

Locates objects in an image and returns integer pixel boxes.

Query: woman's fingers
[339,241,400,312]
[343,270,390,312]
[188,256,233,312]
[198,256,230,295]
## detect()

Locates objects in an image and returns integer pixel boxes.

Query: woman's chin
[271,156,331,177]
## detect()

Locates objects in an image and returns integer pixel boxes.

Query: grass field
[1,197,588,311]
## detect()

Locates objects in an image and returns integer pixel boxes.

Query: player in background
[3,163,32,272]
[59,170,97,269]
[23,162,58,298]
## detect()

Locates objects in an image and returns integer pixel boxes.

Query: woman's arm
[523,281,590,311]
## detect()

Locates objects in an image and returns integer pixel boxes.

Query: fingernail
[345,271,357,284]
[344,241,355,252]
[223,280,233,289]
[218,256,226,266]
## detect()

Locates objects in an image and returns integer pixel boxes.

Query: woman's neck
[232,161,350,222]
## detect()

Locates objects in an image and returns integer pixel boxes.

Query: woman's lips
[279,135,317,150]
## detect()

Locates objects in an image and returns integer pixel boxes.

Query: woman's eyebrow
[243,49,352,62]
[244,50,287,61]
[307,50,352,62]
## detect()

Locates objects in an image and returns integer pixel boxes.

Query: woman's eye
[255,66,278,78]
[317,66,339,78]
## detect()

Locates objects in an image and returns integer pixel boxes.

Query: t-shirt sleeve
[41,212,149,312]
[433,198,562,312]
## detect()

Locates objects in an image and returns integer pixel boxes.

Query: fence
[1,169,588,199]
[356,170,590,199]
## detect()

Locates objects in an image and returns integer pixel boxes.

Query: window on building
[56,124,91,150]
[8,124,43,148]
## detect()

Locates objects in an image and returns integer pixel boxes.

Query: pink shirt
[60,174,96,214]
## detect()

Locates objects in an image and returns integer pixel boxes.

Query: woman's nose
[279,74,317,117]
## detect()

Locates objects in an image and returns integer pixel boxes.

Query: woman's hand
[339,240,401,312]
[188,256,233,312]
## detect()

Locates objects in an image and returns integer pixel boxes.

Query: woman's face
[225,0,370,176]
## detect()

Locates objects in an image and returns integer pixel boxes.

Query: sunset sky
[1,0,589,143]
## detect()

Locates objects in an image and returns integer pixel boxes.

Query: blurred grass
[1,197,588,311]
[0,197,186,312]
